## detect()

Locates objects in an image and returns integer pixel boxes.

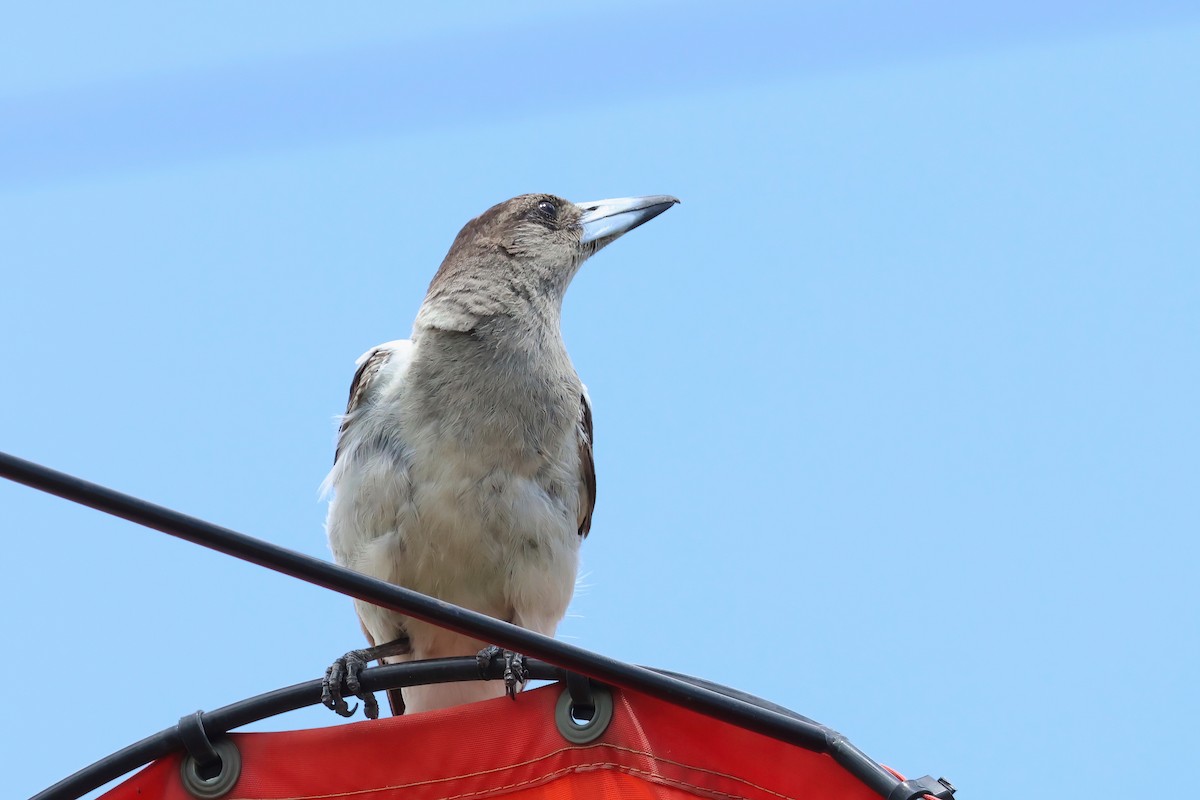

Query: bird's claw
[476,645,529,699]
[322,649,380,719]
[503,651,529,698]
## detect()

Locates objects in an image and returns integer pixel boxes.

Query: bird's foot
[323,648,380,719]
[476,645,529,699]
[322,635,411,719]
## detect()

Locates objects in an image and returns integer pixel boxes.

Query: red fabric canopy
[102,684,882,800]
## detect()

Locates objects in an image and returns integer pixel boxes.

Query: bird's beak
[576,195,680,245]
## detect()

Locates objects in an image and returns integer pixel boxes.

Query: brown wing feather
[334,347,394,463]
[577,392,596,537]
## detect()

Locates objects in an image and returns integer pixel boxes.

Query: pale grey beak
[576,195,680,245]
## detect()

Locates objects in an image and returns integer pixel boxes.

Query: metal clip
[176,711,241,798]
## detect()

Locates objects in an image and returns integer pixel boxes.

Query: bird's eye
[537,200,557,217]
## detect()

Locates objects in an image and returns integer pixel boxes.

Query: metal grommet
[555,682,613,744]
[179,736,241,799]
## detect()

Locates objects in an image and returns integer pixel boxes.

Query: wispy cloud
[2,0,1192,188]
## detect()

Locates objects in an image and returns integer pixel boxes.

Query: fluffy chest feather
[325,332,584,631]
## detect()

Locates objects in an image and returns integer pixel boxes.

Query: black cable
[30,659,563,800]
[1,451,908,799]
[33,660,859,800]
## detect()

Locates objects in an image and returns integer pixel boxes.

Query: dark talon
[475,645,528,699]
[503,651,529,699]
[477,645,502,678]
[322,649,378,719]
[321,636,410,719]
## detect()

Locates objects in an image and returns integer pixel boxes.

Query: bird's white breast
[325,337,582,657]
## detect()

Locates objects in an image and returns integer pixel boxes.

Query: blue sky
[3,2,1198,797]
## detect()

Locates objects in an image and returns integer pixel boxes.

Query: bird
[321,193,678,717]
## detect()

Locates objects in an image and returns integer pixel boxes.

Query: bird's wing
[329,340,415,717]
[577,388,596,537]
[333,339,414,464]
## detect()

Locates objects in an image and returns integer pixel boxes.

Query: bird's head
[418,193,678,333]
